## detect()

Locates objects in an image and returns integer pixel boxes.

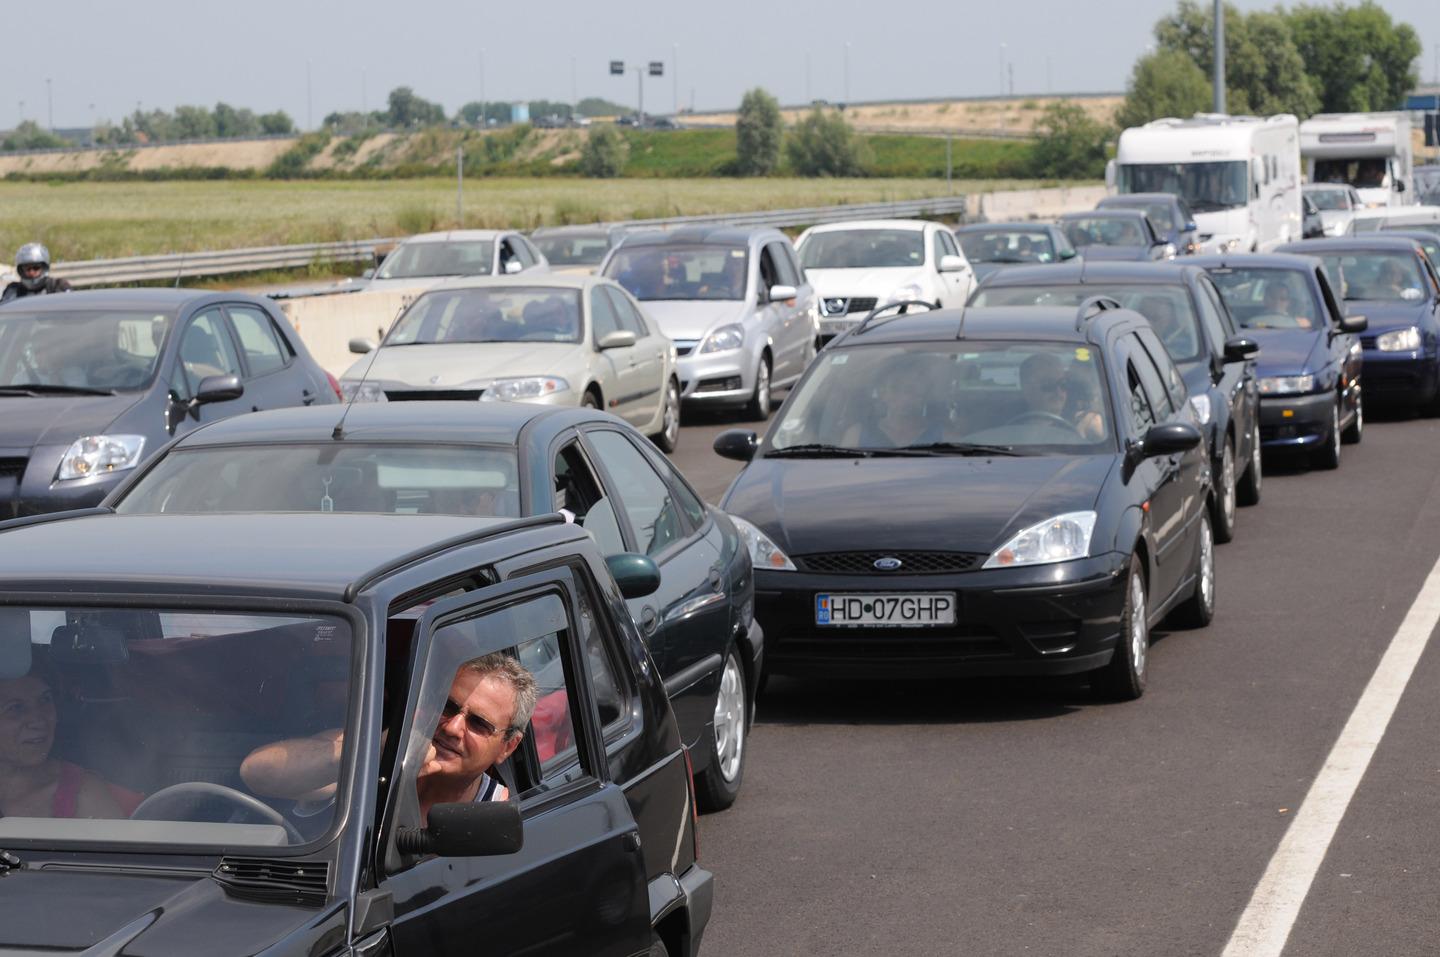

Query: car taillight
[683,746,700,859]
[326,372,343,400]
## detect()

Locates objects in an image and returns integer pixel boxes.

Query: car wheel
[581,389,601,411]
[647,932,670,957]
[1237,421,1262,507]
[1172,512,1216,628]
[1092,554,1147,701]
[743,356,772,422]
[694,645,747,813]
[1312,398,1341,470]
[1212,439,1237,544]
[1341,390,1363,444]
[650,378,681,453]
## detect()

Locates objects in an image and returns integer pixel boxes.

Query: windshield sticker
[731,250,745,258]
[320,475,335,513]
[1075,347,1092,361]
[314,624,338,643]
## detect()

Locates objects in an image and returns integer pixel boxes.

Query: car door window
[178,309,242,395]
[1128,337,1175,423]
[1200,279,1238,337]
[767,242,800,287]
[590,288,623,343]
[1134,327,1187,411]
[932,230,948,268]
[586,430,686,556]
[225,305,289,376]
[757,244,780,295]
[604,287,650,338]
[573,576,633,738]
[1126,362,1158,434]
[554,441,625,555]
[511,236,537,268]
[1190,284,1228,353]
[939,230,961,259]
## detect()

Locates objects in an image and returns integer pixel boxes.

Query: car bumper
[678,350,753,406]
[753,553,1130,679]
[2,445,127,519]
[818,316,863,342]
[676,863,714,956]
[1258,392,1332,448]
[1359,350,1439,403]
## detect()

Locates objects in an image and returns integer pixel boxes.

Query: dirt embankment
[684,96,1123,137]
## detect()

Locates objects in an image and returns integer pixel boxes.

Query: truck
[1109,113,1302,254]
[1300,112,1415,208]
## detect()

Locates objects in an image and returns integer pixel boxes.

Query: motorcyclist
[1,244,72,303]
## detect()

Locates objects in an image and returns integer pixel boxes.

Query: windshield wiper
[765,443,875,458]
[0,383,116,396]
[897,442,1025,456]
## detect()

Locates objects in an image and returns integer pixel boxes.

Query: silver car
[340,274,682,450]
[361,229,549,293]
[600,226,819,420]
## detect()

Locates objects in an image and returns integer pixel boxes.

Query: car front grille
[794,551,987,575]
[383,390,485,401]
[820,297,880,317]
[1359,336,1377,350]
[0,458,24,520]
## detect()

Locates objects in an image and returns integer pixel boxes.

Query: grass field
[0,177,1053,262]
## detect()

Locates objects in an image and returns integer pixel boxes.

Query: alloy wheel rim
[1252,425,1262,488]
[1130,572,1147,678]
[1222,445,1236,526]
[1354,394,1363,436]
[756,363,771,416]
[1199,517,1215,613]
[1333,403,1341,460]
[663,382,680,446]
[713,654,746,782]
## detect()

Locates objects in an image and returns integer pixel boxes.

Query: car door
[379,572,650,957]
[1195,277,1258,462]
[580,426,726,755]
[933,227,972,305]
[1315,266,1363,419]
[605,286,666,426]
[760,241,808,382]
[168,306,250,434]
[588,285,644,423]
[221,302,319,411]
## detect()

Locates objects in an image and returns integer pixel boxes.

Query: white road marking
[1221,553,1440,956]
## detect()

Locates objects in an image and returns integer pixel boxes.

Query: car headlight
[1324,222,1347,236]
[729,515,796,571]
[481,376,570,401]
[884,283,929,306]
[983,511,1097,569]
[1189,394,1212,424]
[340,381,387,403]
[57,434,146,481]
[698,324,745,354]
[1258,374,1315,396]
[1376,326,1422,352]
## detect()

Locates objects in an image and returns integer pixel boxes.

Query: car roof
[954,222,1056,234]
[1059,209,1149,221]
[977,260,1203,286]
[830,305,1124,346]
[529,224,626,238]
[1185,252,1323,271]
[618,225,779,247]
[1276,236,1427,253]
[1098,193,1181,205]
[0,512,563,600]
[426,273,607,293]
[398,230,510,244]
[0,288,234,314]
[805,219,932,234]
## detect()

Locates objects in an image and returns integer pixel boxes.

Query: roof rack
[0,506,113,536]
[852,300,938,337]
[1076,296,1123,329]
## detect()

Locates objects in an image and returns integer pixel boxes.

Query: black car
[1380,229,1440,272]
[714,301,1211,700]
[971,261,1261,543]
[529,224,633,272]
[952,222,1079,284]
[1275,236,1440,415]
[1056,209,1176,262]
[1096,192,1201,255]
[1191,253,1367,468]
[0,288,339,519]
[104,402,760,812]
[0,511,710,956]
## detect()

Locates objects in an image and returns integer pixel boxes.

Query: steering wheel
[1008,410,1081,434]
[130,782,305,844]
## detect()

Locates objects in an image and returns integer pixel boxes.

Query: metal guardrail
[51,197,968,287]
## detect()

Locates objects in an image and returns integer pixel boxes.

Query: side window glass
[179,309,242,393]
[784,243,807,285]
[767,242,799,287]
[1136,329,1186,411]
[758,245,780,292]
[604,287,650,338]
[1192,284,1229,351]
[590,288,622,342]
[586,430,685,556]
[940,230,961,258]
[1128,338,1174,420]
[226,305,288,376]
[932,231,947,267]
[554,442,626,555]
[635,437,707,526]
[1202,281,1237,337]
[574,577,631,734]
[516,237,538,267]
[1127,362,1158,434]
[1315,269,1344,325]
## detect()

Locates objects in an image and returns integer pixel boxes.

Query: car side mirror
[605,552,662,599]
[1396,180,1406,194]
[1134,422,1203,461]
[938,255,967,273]
[1339,314,1368,334]
[349,337,377,355]
[396,801,523,857]
[767,284,797,304]
[193,374,243,407]
[713,429,758,462]
[1185,221,1198,232]
[503,259,524,275]
[1059,247,1077,260]
[597,330,637,350]
[1223,336,1260,362]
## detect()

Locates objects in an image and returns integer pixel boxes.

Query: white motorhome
[1109,113,1302,254]
[1300,112,1415,208]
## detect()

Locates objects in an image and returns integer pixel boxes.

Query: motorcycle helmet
[15,243,50,291]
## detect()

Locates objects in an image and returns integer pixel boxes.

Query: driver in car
[1018,352,1103,440]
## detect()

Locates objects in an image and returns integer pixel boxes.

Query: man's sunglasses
[441,697,506,738]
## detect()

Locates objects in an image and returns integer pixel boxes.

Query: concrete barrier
[276,289,421,377]
[975,185,1108,223]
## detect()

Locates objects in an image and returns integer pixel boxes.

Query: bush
[735,88,783,176]
[2,121,69,152]
[265,132,330,178]
[580,126,629,178]
[786,109,871,177]
[1028,102,1110,180]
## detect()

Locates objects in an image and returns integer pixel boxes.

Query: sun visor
[0,607,33,679]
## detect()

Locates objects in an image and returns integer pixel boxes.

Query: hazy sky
[15,0,1440,128]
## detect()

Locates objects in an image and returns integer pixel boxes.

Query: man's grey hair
[460,652,539,739]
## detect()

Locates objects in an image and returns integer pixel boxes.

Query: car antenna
[330,319,391,440]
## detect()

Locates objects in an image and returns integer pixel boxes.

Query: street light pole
[999,43,1007,97]
[306,60,314,130]
[844,42,851,103]
[672,43,679,115]
[1213,0,1226,114]
[45,78,52,131]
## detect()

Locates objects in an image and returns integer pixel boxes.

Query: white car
[1303,183,1365,236]
[340,274,682,451]
[361,229,549,294]
[794,220,974,341]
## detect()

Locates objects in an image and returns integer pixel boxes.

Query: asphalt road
[667,403,1440,957]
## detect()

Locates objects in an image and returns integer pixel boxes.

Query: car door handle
[301,388,316,406]
[639,606,659,635]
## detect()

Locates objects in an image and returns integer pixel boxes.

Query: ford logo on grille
[873,557,903,571]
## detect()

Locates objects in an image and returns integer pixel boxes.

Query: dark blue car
[1057,210,1175,262]
[1192,253,1367,468]
[1097,193,1201,255]
[1275,236,1440,415]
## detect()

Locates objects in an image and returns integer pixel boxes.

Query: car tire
[1171,512,1216,629]
[1212,439,1237,544]
[1237,422,1262,506]
[1341,390,1363,444]
[743,355,772,422]
[1312,398,1342,470]
[693,645,748,813]
[650,378,681,453]
[581,389,601,411]
[647,932,670,957]
[1092,554,1148,702]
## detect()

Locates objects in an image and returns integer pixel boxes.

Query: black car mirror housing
[396,801,523,858]
[193,374,244,408]
[606,552,662,599]
[713,429,758,462]
[1135,422,1203,461]
[1223,336,1260,362]
[1338,314,1368,334]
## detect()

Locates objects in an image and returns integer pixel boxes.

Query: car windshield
[113,443,521,517]
[1305,188,1353,211]
[604,245,748,301]
[1061,217,1146,248]
[0,309,173,393]
[387,287,582,345]
[1207,268,1324,330]
[1117,161,1248,211]
[956,230,1056,264]
[766,341,1114,454]
[1313,251,1431,302]
[800,229,925,269]
[972,283,1205,363]
[0,605,353,848]
[376,240,494,279]
[532,234,611,266]
[1314,158,1388,190]
[1104,201,1176,232]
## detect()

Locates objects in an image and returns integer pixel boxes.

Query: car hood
[0,392,139,450]
[1345,300,1432,333]
[1246,327,1326,377]
[723,454,1114,556]
[0,863,329,955]
[361,276,461,294]
[969,261,1031,284]
[1072,245,1148,261]
[636,301,750,341]
[340,341,588,387]
[804,267,927,298]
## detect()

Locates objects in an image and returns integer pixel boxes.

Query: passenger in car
[842,357,947,448]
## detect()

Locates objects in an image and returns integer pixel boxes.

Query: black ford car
[972,261,1261,543]
[714,302,1212,700]
[0,511,711,956]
